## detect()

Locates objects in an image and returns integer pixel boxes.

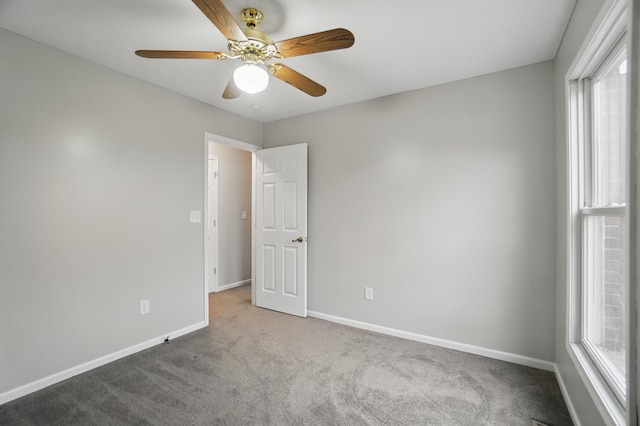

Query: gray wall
[264,61,557,362]
[0,29,261,394]
[554,0,614,424]
[209,142,252,288]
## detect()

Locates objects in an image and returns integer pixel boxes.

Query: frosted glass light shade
[233,63,269,94]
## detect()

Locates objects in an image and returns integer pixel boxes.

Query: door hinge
[214,267,217,274]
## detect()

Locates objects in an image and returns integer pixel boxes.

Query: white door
[207,156,219,292]
[255,144,307,317]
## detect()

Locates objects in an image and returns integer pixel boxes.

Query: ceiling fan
[135,0,355,99]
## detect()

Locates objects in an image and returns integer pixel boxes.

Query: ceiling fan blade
[135,50,227,59]
[271,64,326,97]
[275,28,354,58]
[191,0,247,42]
[222,76,241,99]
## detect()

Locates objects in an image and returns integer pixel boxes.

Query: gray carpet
[0,285,572,425]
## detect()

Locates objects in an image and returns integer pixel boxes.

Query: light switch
[242,210,248,220]
[190,210,201,223]
[365,287,373,301]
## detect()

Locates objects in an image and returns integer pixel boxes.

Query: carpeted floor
[0,285,572,425]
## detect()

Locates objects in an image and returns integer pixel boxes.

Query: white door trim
[207,155,219,293]
[203,132,261,325]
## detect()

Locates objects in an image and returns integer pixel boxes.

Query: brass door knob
[292,237,304,243]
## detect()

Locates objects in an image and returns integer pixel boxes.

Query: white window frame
[566,0,632,425]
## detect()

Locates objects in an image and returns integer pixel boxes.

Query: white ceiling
[0,0,575,123]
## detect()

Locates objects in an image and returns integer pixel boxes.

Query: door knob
[292,237,304,243]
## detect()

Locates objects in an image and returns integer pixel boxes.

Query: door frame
[207,155,219,293]
[203,132,261,325]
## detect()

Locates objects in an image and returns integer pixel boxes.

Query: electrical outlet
[364,287,373,301]
[139,299,150,315]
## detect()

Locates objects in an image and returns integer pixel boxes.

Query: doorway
[207,142,251,292]
[203,133,261,324]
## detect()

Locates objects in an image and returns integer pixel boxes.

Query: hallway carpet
[0,285,572,425]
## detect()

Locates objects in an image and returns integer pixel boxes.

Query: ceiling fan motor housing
[228,30,278,66]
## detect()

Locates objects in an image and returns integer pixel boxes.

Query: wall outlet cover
[139,299,150,315]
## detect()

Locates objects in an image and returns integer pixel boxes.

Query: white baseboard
[0,321,206,405]
[214,279,250,292]
[1,310,560,407]
[554,364,581,426]
[307,310,556,372]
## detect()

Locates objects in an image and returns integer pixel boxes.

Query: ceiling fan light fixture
[233,63,269,94]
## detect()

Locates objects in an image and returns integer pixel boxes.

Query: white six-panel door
[255,144,307,317]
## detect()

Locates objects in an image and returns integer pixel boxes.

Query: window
[567,1,630,424]
[581,44,628,402]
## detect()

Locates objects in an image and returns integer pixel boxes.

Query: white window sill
[568,343,626,426]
